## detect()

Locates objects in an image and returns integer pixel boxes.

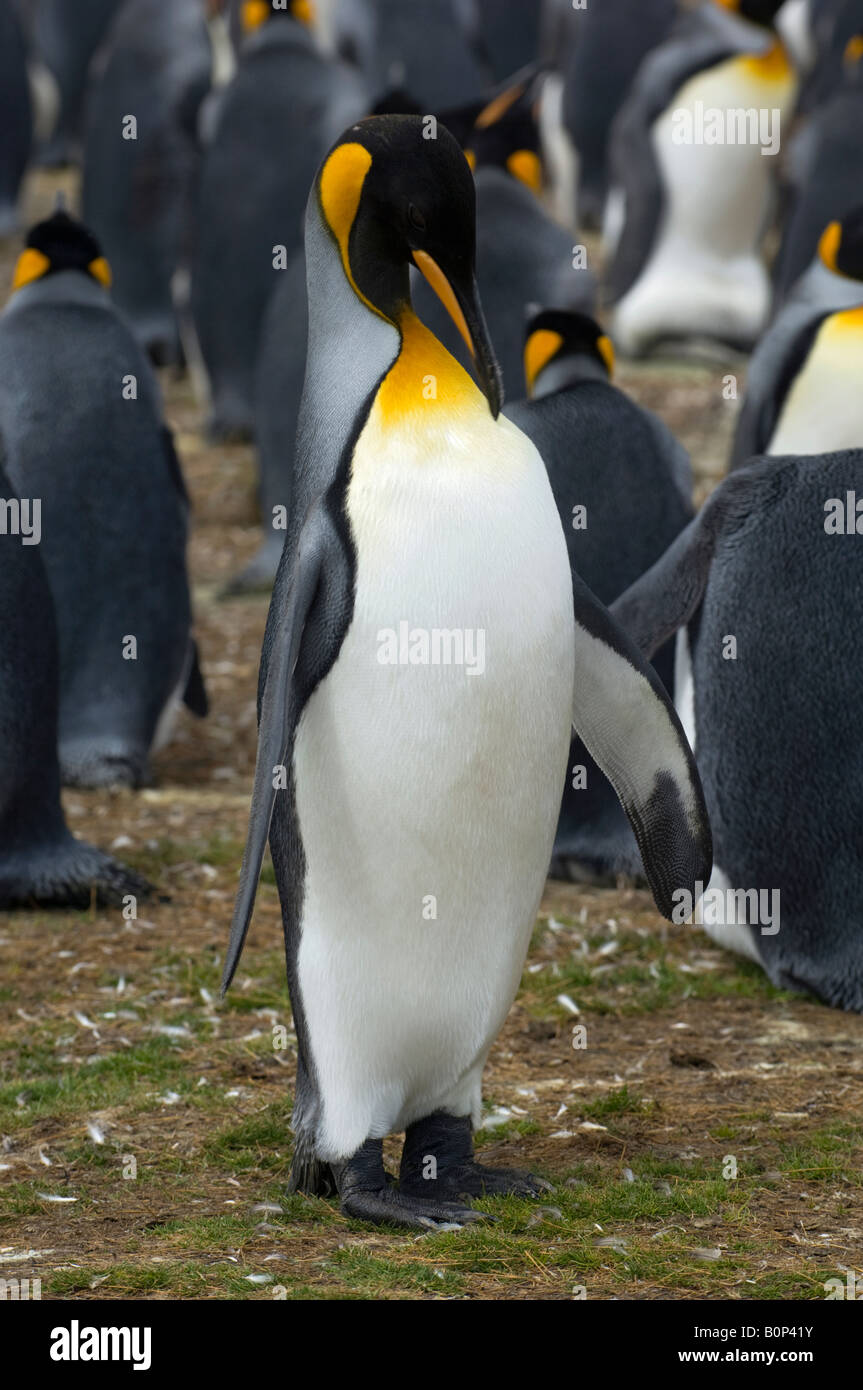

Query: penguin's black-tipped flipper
[221,508,325,995]
[570,569,712,921]
[183,640,208,717]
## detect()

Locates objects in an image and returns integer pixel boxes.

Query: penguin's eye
[407,204,426,233]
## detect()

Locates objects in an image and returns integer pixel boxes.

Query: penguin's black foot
[334,1138,487,1231]
[399,1111,551,1201]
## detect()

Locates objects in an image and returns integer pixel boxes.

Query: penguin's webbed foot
[333,1138,487,1231]
[399,1111,551,1201]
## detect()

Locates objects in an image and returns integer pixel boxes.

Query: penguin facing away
[731,209,863,467]
[0,0,32,236]
[605,0,798,355]
[0,447,151,908]
[32,0,126,167]
[772,40,863,304]
[81,0,213,365]
[221,114,712,1229]
[613,450,863,1013]
[191,0,368,439]
[505,309,694,883]
[0,210,207,789]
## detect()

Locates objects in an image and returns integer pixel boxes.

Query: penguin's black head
[12,209,111,293]
[818,207,863,282]
[464,76,543,195]
[318,114,502,417]
[523,309,614,397]
[715,0,785,27]
[240,0,313,32]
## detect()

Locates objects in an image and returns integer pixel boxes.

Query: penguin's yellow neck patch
[506,150,542,194]
[12,247,51,291]
[741,38,792,83]
[372,310,482,427]
[824,305,863,338]
[524,329,563,396]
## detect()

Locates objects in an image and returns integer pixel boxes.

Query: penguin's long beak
[412,250,503,418]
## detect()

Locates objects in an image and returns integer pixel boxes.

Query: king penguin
[0,0,32,236]
[81,0,213,365]
[0,209,207,788]
[31,0,126,166]
[414,83,596,400]
[505,309,694,883]
[0,444,150,908]
[613,448,863,1013]
[605,0,798,355]
[772,37,863,303]
[191,0,368,439]
[221,114,712,1229]
[732,208,863,466]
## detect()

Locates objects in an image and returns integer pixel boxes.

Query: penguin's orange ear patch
[12,247,51,291]
[819,220,842,272]
[241,0,270,32]
[506,149,542,195]
[88,256,112,288]
[597,333,615,377]
[524,328,563,396]
[291,0,315,25]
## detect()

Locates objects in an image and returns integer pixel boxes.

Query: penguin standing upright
[605,0,798,355]
[772,40,863,302]
[0,210,206,788]
[732,209,863,466]
[0,0,32,236]
[32,0,126,166]
[222,115,711,1229]
[191,0,368,439]
[415,86,596,400]
[561,0,679,228]
[0,448,150,907]
[82,0,214,364]
[361,0,486,109]
[505,309,694,882]
[613,449,863,1013]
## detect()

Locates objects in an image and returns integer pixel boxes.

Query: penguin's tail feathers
[287,1137,334,1199]
[0,835,153,910]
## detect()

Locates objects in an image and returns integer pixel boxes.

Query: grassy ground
[1,172,862,1302]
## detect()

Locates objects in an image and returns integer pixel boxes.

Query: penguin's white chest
[768,311,863,455]
[293,398,575,1161]
[614,50,796,352]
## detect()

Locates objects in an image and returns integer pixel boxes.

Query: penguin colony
[0,0,861,1230]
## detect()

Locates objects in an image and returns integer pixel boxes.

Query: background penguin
[732,208,863,466]
[613,449,863,1013]
[794,0,863,110]
[415,83,597,401]
[190,0,368,438]
[560,0,679,229]
[505,309,694,882]
[605,0,798,356]
[0,0,32,236]
[0,210,207,788]
[81,0,214,366]
[359,0,486,109]
[0,445,150,908]
[772,38,863,303]
[221,114,711,1229]
[31,0,126,167]
[471,0,542,85]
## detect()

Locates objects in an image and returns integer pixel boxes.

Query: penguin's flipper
[221,507,326,995]
[610,463,772,659]
[570,569,712,921]
[182,639,208,717]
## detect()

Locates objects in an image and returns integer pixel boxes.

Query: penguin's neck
[375,309,486,425]
[532,353,609,398]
